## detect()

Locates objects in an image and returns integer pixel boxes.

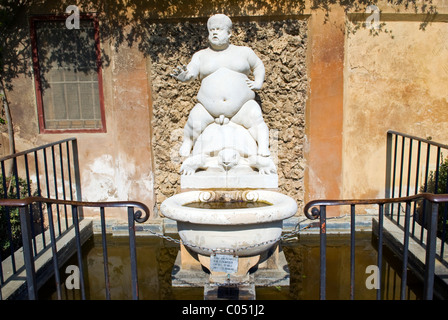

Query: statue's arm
[171,52,201,82]
[246,48,265,90]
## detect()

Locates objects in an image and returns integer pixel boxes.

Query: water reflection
[183,201,272,209]
[39,232,423,300]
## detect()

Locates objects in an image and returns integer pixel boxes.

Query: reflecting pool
[39,232,424,300]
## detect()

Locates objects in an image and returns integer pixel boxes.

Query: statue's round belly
[197,68,255,118]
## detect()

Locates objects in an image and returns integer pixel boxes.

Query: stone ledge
[181,172,278,189]
[295,215,373,234]
[1,219,93,300]
[90,215,374,237]
[91,219,164,236]
[373,217,448,299]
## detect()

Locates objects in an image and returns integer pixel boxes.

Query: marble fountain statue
[160,14,298,295]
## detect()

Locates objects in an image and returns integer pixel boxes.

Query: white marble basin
[160,190,297,256]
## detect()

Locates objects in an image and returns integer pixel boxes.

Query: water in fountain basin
[183,200,272,209]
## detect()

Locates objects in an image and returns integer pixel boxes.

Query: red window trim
[30,14,107,134]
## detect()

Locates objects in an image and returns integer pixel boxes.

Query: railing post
[47,204,62,300]
[391,134,399,219]
[100,207,111,300]
[423,201,438,300]
[128,207,139,300]
[400,201,411,299]
[71,139,83,218]
[319,205,326,300]
[71,205,86,299]
[350,204,356,300]
[19,206,37,300]
[377,204,384,300]
[385,131,393,204]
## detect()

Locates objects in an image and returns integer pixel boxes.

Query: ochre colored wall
[304,7,345,216]
[3,0,448,221]
[343,15,448,201]
[3,1,157,222]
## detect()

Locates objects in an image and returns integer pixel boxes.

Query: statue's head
[207,14,232,50]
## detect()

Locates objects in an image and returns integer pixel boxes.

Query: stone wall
[149,18,308,212]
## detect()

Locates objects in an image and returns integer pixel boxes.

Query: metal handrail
[387,130,448,150]
[0,138,83,285]
[303,192,445,300]
[0,138,77,162]
[0,196,151,223]
[385,131,448,261]
[0,196,151,300]
[304,192,448,219]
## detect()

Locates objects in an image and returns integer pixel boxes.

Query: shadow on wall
[0,0,440,87]
[0,0,441,210]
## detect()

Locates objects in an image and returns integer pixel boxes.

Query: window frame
[30,14,107,134]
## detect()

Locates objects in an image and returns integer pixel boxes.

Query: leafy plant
[0,175,28,258]
[423,156,448,195]
[418,156,448,239]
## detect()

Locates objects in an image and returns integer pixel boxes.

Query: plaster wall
[2,3,156,221]
[343,16,448,200]
[304,8,345,209]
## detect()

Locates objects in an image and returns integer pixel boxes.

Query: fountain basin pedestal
[172,242,290,291]
[161,190,298,290]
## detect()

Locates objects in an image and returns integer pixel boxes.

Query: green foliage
[0,90,7,124]
[424,156,448,195]
[419,156,448,238]
[0,175,28,257]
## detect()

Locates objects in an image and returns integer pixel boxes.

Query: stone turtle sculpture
[180,121,276,175]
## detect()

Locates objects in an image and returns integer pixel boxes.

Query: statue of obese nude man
[171,14,270,158]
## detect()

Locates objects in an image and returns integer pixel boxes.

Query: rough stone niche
[148,18,308,214]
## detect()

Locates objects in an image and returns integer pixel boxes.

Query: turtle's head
[218,148,240,171]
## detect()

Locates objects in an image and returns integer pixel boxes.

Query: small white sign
[210,254,238,273]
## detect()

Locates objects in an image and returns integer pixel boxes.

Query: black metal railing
[386,131,448,265]
[0,138,82,290]
[304,193,447,300]
[0,196,150,300]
